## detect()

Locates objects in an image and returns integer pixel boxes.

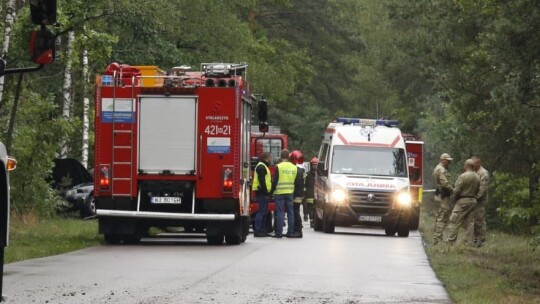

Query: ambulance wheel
[322,205,335,234]
[104,234,121,244]
[385,227,396,236]
[207,235,224,245]
[313,211,323,231]
[225,234,241,245]
[397,225,410,237]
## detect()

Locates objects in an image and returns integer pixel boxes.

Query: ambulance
[314,118,419,237]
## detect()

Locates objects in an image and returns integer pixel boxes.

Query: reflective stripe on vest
[253,162,271,191]
[274,162,297,195]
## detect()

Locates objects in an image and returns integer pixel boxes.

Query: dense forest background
[1,0,538,242]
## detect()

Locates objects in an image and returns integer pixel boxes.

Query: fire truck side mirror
[257,98,268,132]
[30,29,56,64]
[30,0,57,25]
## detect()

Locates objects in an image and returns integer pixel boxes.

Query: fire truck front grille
[348,190,394,215]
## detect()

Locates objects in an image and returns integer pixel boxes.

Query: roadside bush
[8,92,73,217]
[491,171,540,248]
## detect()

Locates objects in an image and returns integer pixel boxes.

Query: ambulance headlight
[396,191,412,207]
[331,188,348,204]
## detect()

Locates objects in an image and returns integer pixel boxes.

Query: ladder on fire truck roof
[110,72,136,197]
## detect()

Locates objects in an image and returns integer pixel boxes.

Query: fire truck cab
[94,62,262,245]
[314,118,418,237]
[249,126,288,232]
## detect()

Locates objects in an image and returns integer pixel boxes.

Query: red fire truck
[249,125,288,232]
[94,62,266,245]
[403,133,424,230]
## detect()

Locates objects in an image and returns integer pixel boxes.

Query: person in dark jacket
[304,157,318,228]
[253,152,272,237]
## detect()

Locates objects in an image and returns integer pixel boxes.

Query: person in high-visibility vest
[252,152,272,237]
[304,157,318,228]
[270,149,303,238]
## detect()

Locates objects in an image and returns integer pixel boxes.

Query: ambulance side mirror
[30,29,56,64]
[258,98,268,133]
[30,0,57,25]
[317,162,328,177]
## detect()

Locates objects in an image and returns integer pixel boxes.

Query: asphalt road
[3,226,450,304]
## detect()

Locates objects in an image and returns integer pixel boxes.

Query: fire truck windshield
[331,146,407,177]
[256,138,283,164]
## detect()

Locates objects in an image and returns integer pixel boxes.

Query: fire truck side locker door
[196,88,236,198]
[138,96,197,174]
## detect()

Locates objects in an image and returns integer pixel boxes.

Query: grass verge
[420,204,540,304]
[5,213,101,264]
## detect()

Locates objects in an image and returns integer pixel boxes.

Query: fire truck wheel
[313,209,323,231]
[225,234,241,245]
[322,205,335,234]
[104,234,121,244]
[123,234,142,244]
[207,235,224,245]
[265,213,273,233]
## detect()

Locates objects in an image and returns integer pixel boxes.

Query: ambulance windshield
[331,146,407,177]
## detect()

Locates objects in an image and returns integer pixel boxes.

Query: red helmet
[310,157,319,165]
[289,150,304,164]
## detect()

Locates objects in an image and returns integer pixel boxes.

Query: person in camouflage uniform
[469,156,489,247]
[432,153,454,244]
[447,159,480,245]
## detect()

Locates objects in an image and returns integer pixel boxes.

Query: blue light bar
[336,117,399,127]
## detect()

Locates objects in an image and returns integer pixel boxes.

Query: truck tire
[322,205,335,234]
[207,235,224,245]
[313,210,323,231]
[225,234,241,245]
[104,234,121,244]
[123,234,142,244]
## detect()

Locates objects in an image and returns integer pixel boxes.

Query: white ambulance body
[314,118,416,237]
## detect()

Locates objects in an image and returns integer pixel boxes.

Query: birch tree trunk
[82,48,90,168]
[60,30,75,158]
[0,0,17,109]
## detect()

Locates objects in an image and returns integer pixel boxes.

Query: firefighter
[447,159,480,244]
[252,152,272,237]
[304,157,318,228]
[271,149,302,238]
[290,150,305,238]
[432,153,454,245]
[469,155,490,247]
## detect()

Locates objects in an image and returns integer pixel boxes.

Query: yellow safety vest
[253,162,271,192]
[274,162,297,195]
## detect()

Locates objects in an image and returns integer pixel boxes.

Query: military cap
[464,159,475,167]
[440,153,453,161]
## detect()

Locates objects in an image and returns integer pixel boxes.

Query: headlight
[331,188,348,204]
[66,189,77,196]
[396,192,412,206]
